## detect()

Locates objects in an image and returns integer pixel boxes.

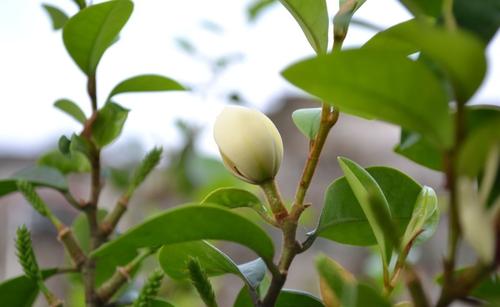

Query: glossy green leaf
[337,157,393,264]
[91,204,275,262]
[63,0,133,75]
[0,269,58,307]
[234,287,324,307]
[282,49,452,148]
[108,74,186,99]
[401,186,439,247]
[92,102,129,148]
[0,166,68,197]
[291,108,321,139]
[201,187,265,211]
[279,0,329,54]
[459,116,500,177]
[363,19,487,103]
[38,150,91,174]
[454,0,500,44]
[394,129,443,171]
[316,166,422,246]
[395,105,500,171]
[398,0,443,17]
[158,241,265,289]
[54,99,86,124]
[42,4,69,30]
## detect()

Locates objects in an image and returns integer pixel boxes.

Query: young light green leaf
[92,102,129,148]
[63,0,133,75]
[279,0,329,54]
[316,166,422,246]
[291,108,321,139]
[401,186,439,248]
[54,99,86,124]
[247,0,277,21]
[158,241,266,289]
[38,150,91,174]
[108,74,186,100]
[282,49,452,148]
[42,4,69,30]
[0,166,68,198]
[337,157,393,265]
[91,204,275,263]
[234,287,325,307]
[363,19,487,103]
[316,254,357,307]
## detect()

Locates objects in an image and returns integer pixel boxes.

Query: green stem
[96,248,155,303]
[99,194,129,237]
[260,180,288,223]
[442,0,457,31]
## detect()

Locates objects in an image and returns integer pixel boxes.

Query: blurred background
[0,0,499,306]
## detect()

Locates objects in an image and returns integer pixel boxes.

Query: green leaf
[92,102,129,148]
[316,255,356,307]
[54,99,86,124]
[70,134,91,158]
[108,74,186,100]
[454,0,500,44]
[234,287,324,307]
[282,49,452,148]
[72,210,137,285]
[58,135,71,155]
[158,241,266,289]
[394,129,443,171]
[316,166,422,246]
[458,117,500,177]
[247,0,277,21]
[458,107,500,177]
[316,254,391,307]
[91,204,275,263]
[291,108,321,139]
[0,269,58,307]
[395,105,500,171]
[63,0,133,75]
[42,4,69,30]
[398,0,443,17]
[0,166,68,197]
[38,150,91,174]
[363,19,487,103]
[401,186,439,247]
[201,187,265,211]
[279,0,329,54]
[337,157,394,265]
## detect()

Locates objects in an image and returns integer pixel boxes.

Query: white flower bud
[214,106,283,185]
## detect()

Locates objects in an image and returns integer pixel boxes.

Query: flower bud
[214,106,283,184]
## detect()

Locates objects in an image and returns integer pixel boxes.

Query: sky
[0,0,499,161]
